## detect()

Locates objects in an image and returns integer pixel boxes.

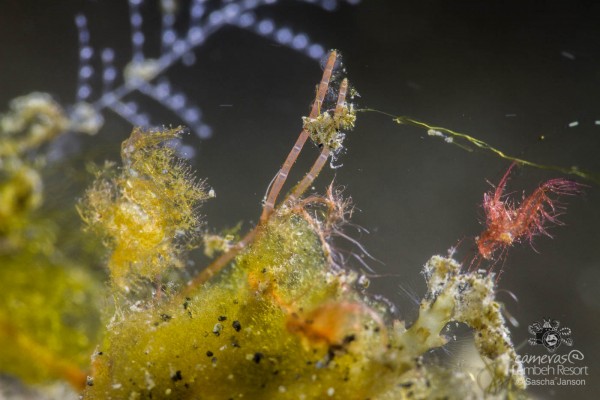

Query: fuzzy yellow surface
[84,214,395,400]
[0,254,102,389]
[79,127,208,288]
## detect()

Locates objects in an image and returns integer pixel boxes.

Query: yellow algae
[83,214,395,400]
[78,127,208,288]
[0,92,103,391]
[0,253,101,390]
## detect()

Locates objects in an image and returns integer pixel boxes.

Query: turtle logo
[528,318,573,352]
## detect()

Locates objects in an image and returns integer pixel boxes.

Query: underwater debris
[0,92,69,158]
[363,110,600,184]
[203,232,235,258]
[302,98,355,151]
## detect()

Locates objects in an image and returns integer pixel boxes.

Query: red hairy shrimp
[475,163,583,262]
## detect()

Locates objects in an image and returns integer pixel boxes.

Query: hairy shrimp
[476,163,582,261]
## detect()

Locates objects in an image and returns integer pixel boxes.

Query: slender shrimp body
[476,164,581,261]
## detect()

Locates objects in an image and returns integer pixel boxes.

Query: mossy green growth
[0,92,103,390]
[83,212,397,400]
[79,127,209,289]
[302,103,355,151]
[0,251,102,390]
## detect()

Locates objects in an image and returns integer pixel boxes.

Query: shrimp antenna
[259,50,338,223]
[183,51,339,293]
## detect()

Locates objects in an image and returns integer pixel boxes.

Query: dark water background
[1,1,599,398]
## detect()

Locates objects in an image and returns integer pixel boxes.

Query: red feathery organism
[475,163,582,263]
